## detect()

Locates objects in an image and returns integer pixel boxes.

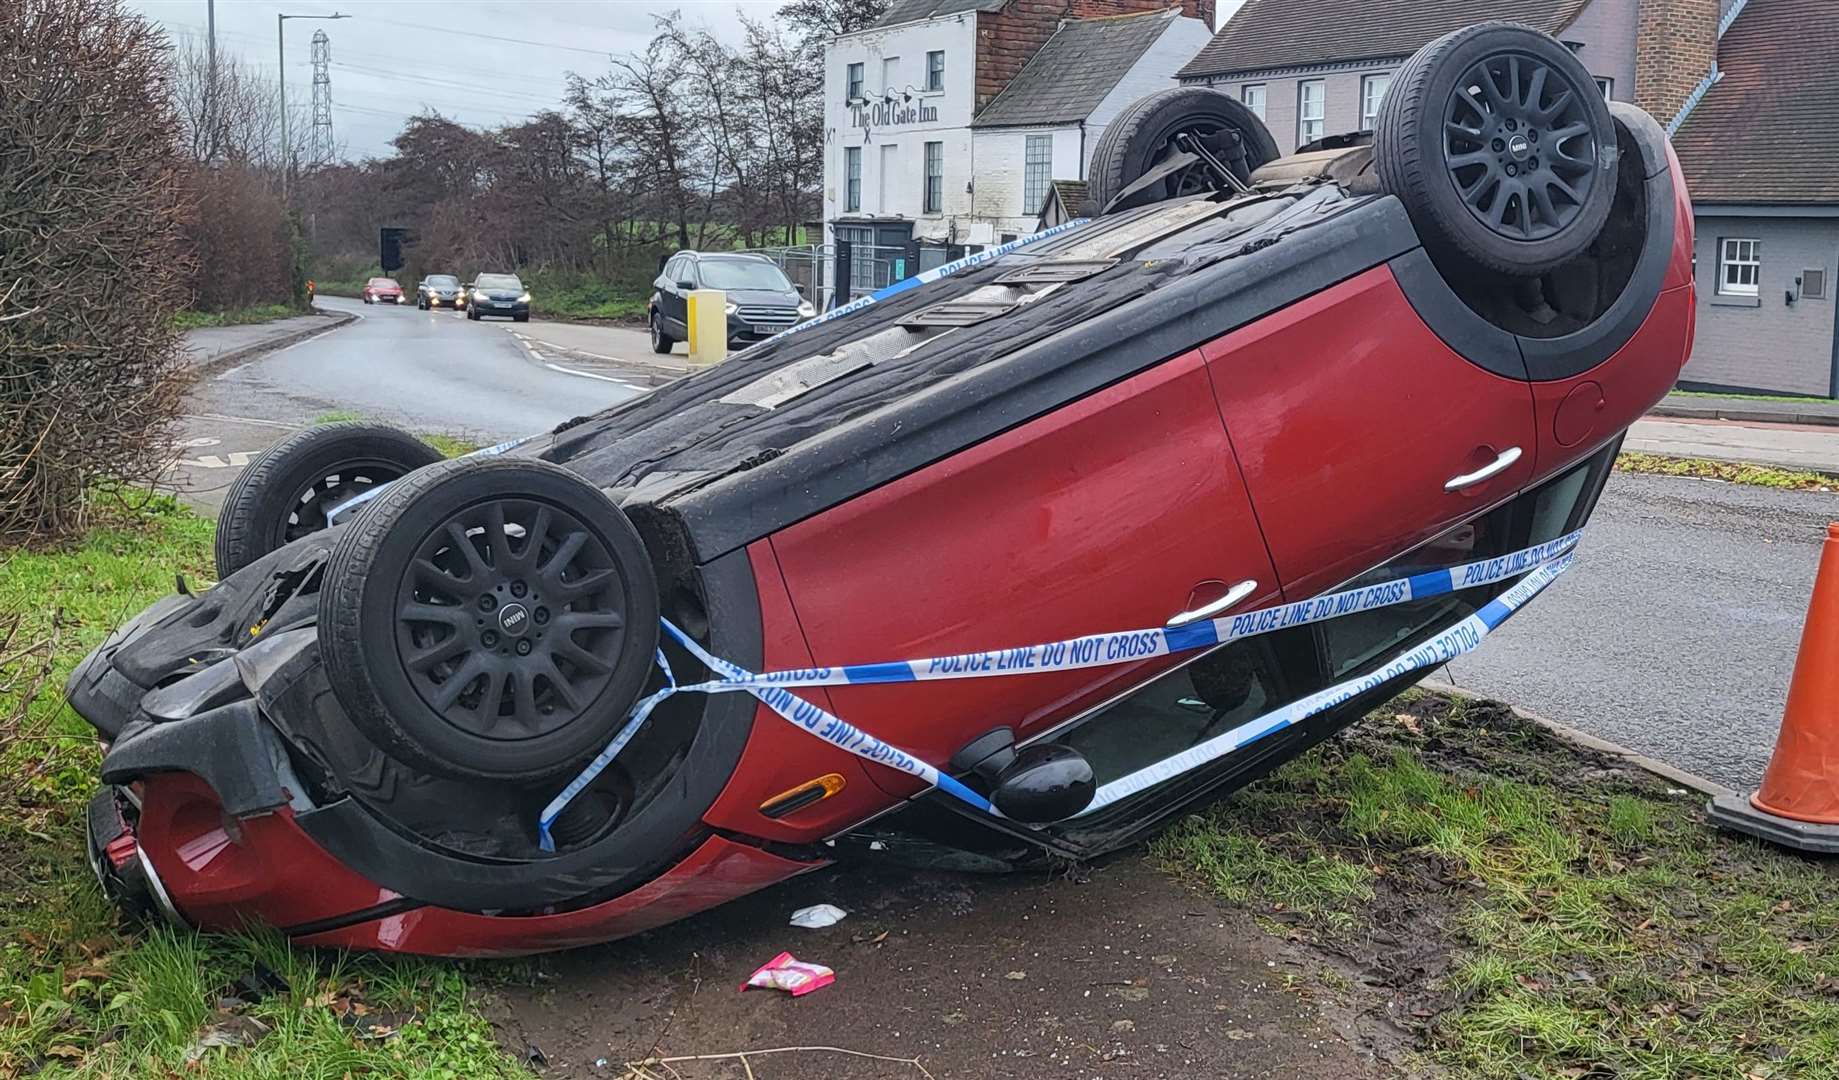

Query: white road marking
[215,363,248,379]
[182,451,254,469]
[498,326,646,390]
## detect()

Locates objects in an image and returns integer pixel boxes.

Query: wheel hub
[393,496,630,743]
[1441,52,1599,242]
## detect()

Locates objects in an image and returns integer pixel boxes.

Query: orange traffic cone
[1709,522,1839,853]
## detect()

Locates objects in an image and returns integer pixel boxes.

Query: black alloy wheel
[1375,22,1616,276]
[1443,54,1600,241]
[320,456,660,781]
[1086,87,1279,213]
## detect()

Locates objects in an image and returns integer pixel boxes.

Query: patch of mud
[482,855,1393,1079]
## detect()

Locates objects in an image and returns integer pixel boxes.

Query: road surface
[179,300,1837,789]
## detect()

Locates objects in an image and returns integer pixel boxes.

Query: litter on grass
[789,903,848,928]
[742,952,835,997]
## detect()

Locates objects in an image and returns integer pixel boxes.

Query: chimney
[1634,0,1720,124]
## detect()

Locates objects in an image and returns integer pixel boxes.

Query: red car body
[74,111,1694,956]
[361,277,404,304]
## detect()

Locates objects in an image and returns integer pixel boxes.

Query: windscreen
[697,260,790,292]
[425,275,458,286]
[477,274,523,290]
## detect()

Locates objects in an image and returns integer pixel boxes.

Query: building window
[1718,238,1760,296]
[1298,79,1325,144]
[844,146,861,212]
[878,143,897,212]
[926,50,945,92]
[1595,76,1614,100]
[1360,74,1391,130]
[1022,133,1052,215]
[1802,268,1828,301]
[846,62,864,103]
[923,140,943,213]
[882,56,899,95]
[1241,83,1265,120]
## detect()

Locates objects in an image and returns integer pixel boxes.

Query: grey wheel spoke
[411,558,462,596]
[556,610,625,634]
[556,638,613,677]
[553,567,618,605]
[1486,183,1512,228]
[405,631,469,673]
[1539,89,1574,122]
[484,502,514,571]
[474,666,507,726]
[1448,150,1493,170]
[433,655,485,711]
[511,672,539,730]
[541,660,584,711]
[1446,120,1483,140]
[445,521,490,579]
[1524,66,1549,112]
[519,506,553,572]
[540,531,588,580]
[401,601,467,628]
[1456,87,1489,121]
[1529,182,1559,228]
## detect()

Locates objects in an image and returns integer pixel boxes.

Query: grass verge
[0,495,519,1078]
[1153,690,1839,1078]
[172,304,304,331]
[309,412,482,458]
[1615,450,1838,493]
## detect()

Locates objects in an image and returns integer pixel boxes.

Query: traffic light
[379,226,413,273]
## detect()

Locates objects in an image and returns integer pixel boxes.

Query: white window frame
[1360,73,1390,130]
[1298,79,1326,145]
[923,140,943,214]
[844,146,861,212]
[881,56,899,94]
[1022,133,1053,215]
[1718,237,1760,297]
[1595,76,1614,100]
[926,50,945,92]
[1241,83,1266,120]
[846,62,864,103]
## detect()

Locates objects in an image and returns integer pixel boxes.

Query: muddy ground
[484,854,1416,1079]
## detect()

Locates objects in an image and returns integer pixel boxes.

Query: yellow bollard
[686,289,728,367]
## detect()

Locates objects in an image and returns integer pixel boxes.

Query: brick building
[821,0,1212,288]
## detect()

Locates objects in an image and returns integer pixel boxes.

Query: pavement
[1625,415,1839,474]
[1652,390,1839,427]
[182,308,353,369]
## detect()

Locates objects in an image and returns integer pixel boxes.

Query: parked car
[465,273,529,322]
[417,274,465,310]
[70,25,1694,957]
[360,277,404,305]
[649,251,815,354]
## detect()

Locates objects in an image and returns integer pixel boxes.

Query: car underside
[72,24,1696,955]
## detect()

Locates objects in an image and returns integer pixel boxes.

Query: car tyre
[513,312,529,323]
[1374,22,1617,277]
[649,311,675,354]
[1087,87,1279,213]
[214,422,444,578]
[318,456,661,781]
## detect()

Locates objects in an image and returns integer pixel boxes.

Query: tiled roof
[1177,0,1591,78]
[973,9,1182,127]
[873,0,1007,29]
[1673,0,1839,204]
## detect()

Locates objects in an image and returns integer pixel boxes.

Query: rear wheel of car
[1087,87,1279,213]
[318,456,661,781]
[214,422,444,578]
[1375,22,1617,277]
[649,311,675,354]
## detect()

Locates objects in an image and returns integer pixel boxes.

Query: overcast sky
[127,0,1247,160]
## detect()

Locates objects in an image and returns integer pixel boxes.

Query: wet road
[195,297,642,439]
[1440,469,1832,791]
[181,302,1831,788]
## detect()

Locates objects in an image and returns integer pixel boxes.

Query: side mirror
[991,744,1095,823]
[795,282,808,296]
[675,279,696,291]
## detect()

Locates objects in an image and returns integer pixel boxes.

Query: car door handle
[1167,580,1259,627]
[1444,446,1523,492]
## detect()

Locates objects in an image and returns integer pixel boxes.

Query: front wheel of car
[649,312,675,354]
[1375,21,1618,277]
[214,422,445,578]
[318,456,661,781]
[513,313,529,323]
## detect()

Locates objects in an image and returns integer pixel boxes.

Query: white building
[821,0,1213,289]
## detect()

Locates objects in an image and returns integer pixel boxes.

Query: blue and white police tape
[768,218,1090,343]
[536,531,1580,849]
[323,435,534,526]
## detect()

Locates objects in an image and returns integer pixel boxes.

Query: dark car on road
[649,251,815,354]
[69,25,1695,957]
[417,274,465,310]
[465,273,529,322]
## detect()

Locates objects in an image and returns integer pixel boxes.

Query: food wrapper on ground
[789,903,847,928]
[741,952,835,996]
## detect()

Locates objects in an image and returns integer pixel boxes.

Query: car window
[424,275,457,287]
[476,274,522,290]
[696,259,791,292]
[664,256,687,282]
[376,278,400,289]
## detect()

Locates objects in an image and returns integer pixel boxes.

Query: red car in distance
[71,24,1695,956]
[361,276,404,305]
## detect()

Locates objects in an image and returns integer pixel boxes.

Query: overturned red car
[72,25,1694,956]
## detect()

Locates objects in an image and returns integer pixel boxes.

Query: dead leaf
[45,1045,83,1060]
